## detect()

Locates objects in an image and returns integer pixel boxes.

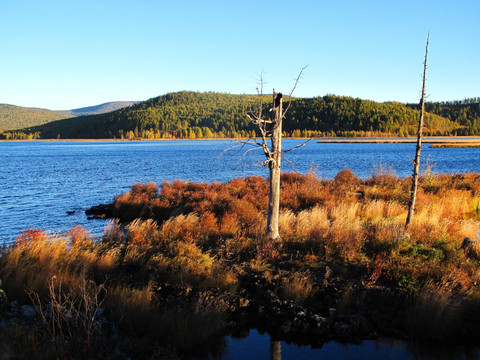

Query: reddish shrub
[220,213,241,238]
[334,167,358,185]
[67,225,92,248]
[14,229,47,246]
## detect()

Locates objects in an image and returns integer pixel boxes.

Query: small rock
[279,320,292,334]
[238,297,249,308]
[311,314,327,327]
[333,321,350,337]
[461,237,480,259]
[461,237,478,249]
[85,203,114,219]
[20,305,37,319]
[265,290,277,302]
[328,307,336,318]
[0,289,9,314]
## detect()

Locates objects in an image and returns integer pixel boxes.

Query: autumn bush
[104,170,480,286]
[1,169,479,352]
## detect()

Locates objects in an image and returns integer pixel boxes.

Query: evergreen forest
[0,104,71,132]
[2,92,479,139]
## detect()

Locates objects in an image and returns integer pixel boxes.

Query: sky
[1,0,479,110]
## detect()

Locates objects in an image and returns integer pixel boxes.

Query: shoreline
[317,136,480,144]
[1,136,480,143]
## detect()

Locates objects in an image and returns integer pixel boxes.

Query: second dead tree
[405,33,430,230]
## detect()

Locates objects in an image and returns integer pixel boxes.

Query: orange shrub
[67,225,92,248]
[334,167,358,186]
[229,198,261,227]
[14,229,47,246]
[219,213,241,238]
[126,219,159,246]
[159,213,200,244]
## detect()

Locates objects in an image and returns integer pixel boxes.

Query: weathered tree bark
[266,91,283,241]
[405,34,430,230]
[242,66,307,243]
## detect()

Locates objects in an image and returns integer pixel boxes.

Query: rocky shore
[0,280,407,358]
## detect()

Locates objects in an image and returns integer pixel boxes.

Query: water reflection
[216,329,480,360]
[406,341,480,360]
[270,339,281,360]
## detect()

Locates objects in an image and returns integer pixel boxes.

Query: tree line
[408,100,480,136]
[3,92,479,139]
[0,104,70,132]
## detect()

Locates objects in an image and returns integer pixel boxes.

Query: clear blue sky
[1,0,479,110]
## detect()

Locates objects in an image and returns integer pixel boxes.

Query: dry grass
[1,170,480,352]
[296,206,330,240]
[280,271,315,304]
[430,142,480,148]
[99,170,480,288]
[107,282,157,334]
[0,230,100,302]
[407,281,463,342]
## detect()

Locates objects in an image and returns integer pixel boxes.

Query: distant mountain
[65,101,140,117]
[0,101,140,132]
[18,91,479,140]
[0,104,71,131]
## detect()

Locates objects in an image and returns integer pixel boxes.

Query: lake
[1,139,479,359]
[1,139,479,245]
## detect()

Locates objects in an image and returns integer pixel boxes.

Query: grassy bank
[317,136,480,145]
[1,170,480,358]
[430,142,480,148]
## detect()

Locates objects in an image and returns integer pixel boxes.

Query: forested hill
[13,92,480,139]
[0,104,71,131]
[0,101,139,134]
[409,99,480,136]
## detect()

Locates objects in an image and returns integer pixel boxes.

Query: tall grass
[1,170,479,351]
[407,281,462,342]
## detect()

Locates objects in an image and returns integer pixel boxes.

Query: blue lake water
[0,139,479,244]
[0,139,479,359]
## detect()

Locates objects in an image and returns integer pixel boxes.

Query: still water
[1,139,479,244]
[222,329,479,360]
[0,139,479,359]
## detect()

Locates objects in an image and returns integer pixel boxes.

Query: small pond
[215,329,480,360]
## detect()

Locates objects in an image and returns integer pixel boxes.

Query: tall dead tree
[265,89,283,240]
[405,34,430,230]
[245,67,308,241]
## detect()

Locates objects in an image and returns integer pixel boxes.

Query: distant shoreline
[1,136,480,148]
[317,136,480,147]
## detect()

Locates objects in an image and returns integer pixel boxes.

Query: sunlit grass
[1,170,479,351]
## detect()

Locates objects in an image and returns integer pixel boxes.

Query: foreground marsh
[1,170,479,358]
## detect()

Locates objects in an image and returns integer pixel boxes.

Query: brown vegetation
[1,170,480,356]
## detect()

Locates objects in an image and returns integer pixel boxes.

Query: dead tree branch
[283,65,308,117]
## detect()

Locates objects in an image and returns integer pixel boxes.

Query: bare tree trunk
[243,67,307,242]
[266,91,283,241]
[406,34,430,230]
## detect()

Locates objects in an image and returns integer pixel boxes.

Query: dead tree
[405,34,430,230]
[245,67,308,241]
